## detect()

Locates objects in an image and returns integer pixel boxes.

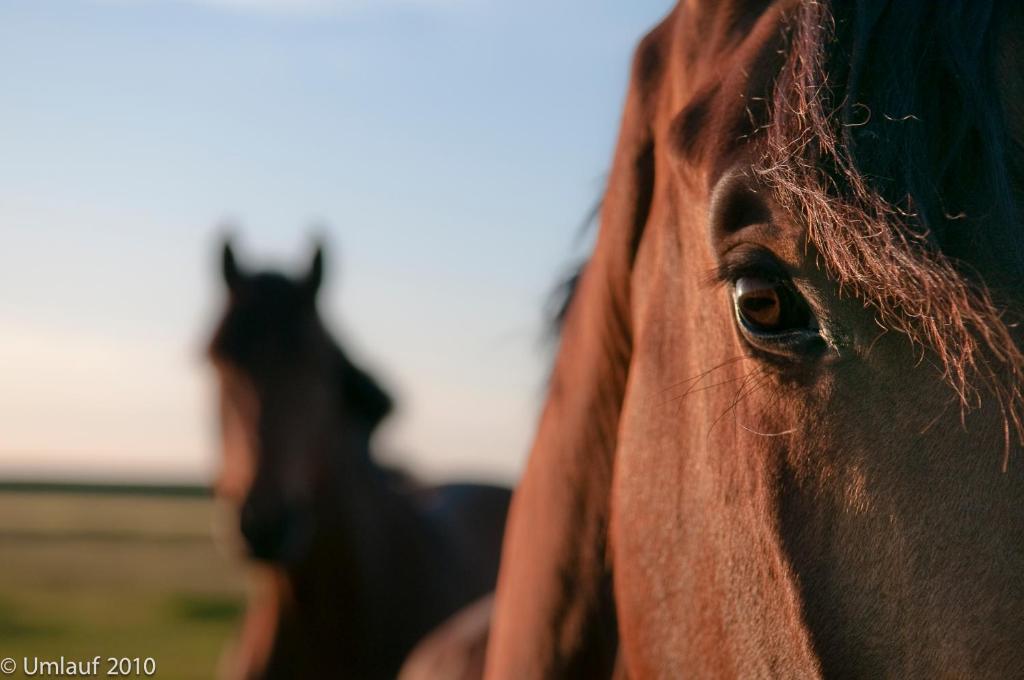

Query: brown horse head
[489,1,1024,677]
[208,240,392,564]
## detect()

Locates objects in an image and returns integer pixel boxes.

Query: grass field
[0,486,247,679]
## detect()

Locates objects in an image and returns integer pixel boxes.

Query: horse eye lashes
[710,258,787,288]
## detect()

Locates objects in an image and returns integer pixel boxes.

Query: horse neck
[282,428,445,659]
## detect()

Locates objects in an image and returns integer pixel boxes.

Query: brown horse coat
[487,1,1024,677]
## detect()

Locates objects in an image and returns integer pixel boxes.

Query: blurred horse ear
[222,240,243,293]
[303,244,325,298]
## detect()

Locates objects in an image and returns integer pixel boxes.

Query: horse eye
[732,276,811,333]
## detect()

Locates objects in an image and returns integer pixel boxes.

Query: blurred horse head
[208,241,392,564]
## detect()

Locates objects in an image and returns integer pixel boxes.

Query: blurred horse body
[208,243,509,679]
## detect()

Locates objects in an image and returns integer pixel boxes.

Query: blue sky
[0,0,671,484]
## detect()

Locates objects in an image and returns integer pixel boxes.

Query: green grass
[0,489,247,679]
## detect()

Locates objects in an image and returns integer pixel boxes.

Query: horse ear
[222,240,243,293]
[303,244,325,298]
[486,12,669,679]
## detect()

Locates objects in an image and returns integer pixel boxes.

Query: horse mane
[331,343,394,431]
[544,196,604,343]
[545,261,586,341]
[759,0,1024,459]
[208,271,393,432]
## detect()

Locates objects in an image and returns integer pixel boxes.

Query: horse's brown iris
[733,276,809,333]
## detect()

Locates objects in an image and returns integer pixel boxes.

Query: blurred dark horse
[487,1,1024,678]
[207,242,510,679]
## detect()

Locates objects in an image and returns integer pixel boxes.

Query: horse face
[210,244,344,565]
[216,357,329,564]
[618,6,1024,676]
[490,2,1024,677]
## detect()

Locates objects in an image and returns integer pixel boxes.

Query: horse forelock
[755,0,1024,462]
[208,273,315,364]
